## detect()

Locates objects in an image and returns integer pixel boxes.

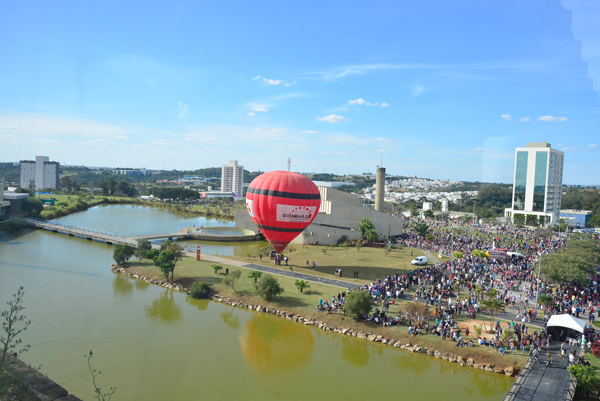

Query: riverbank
[114,256,529,375]
[0,350,82,401]
[39,195,237,221]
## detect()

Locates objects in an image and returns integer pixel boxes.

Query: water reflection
[220,307,240,330]
[240,314,314,374]
[112,274,134,299]
[468,370,507,398]
[341,336,370,367]
[185,296,209,311]
[145,290,183,326]
[391,352,433,375]
[134,278,150,290]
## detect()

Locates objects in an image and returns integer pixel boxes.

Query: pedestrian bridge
[22,218,260,245]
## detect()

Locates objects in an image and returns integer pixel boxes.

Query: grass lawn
[121,254,528,369]
[223,245,436,285]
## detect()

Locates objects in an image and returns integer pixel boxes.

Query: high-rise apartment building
[19,156,60,190]
[504,142,564,225]
[221,160,244,196]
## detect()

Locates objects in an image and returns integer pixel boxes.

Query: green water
[0,207,513,400]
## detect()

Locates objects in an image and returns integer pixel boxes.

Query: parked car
[411,256,428,265]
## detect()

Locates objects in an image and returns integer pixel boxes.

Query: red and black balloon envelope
[246,171,321,253]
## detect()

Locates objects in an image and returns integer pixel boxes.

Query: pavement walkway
[184,251,360,290]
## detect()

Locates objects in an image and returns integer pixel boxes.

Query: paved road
[185,251,361,290]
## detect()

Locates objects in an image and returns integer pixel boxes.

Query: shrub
[255,274,284,301]
[345,290,373,320]
[591,340,600,358]
[189,282,211,299]
[337,235,349,246]
[453,251,464,258]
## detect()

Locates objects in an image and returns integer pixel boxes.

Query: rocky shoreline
[110,264,518,378]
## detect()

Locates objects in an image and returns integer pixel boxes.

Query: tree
[211,264,223,274]
[160,239,172,251]
[166,243,185,280]
[0,287,31,371]
[423,209,434,219]
[255,274,284,300]
[412,222,429,238]
[410,206,419,217]
[248,270,262,283]
[357,218,375,234]
[537,294,554,309]
[568,365,598,397]
[153,250,175,280]
[541,253,596,285]
[294,280,310,293]
[146,249,159,260]
[363,228,378,243]
[223,270,242,293]
[21,197,44,217]
[345,290,373,320]
[113,244,135,265]
[481,298,505,331]
[401,301,432,325]
[189,282,211,299]
[136,239,152,260]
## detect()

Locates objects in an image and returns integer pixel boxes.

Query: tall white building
[504,142,564,225]
[221,160,244,196]
[19,156,60,190]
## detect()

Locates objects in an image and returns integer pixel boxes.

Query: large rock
[457,356,464,364]
[448,355,457,363]
[434,351,442,359]
[494,367,505,374]
[375,335,383,342]
[485,365,494,372]
[504,367,514,377]
[357,332,367,339]
[367,334,377,342]
[474,364,485,370]
[466,358,474,366]
[394,342,402,348]
[341,328,349,334]
[427,349,435,356]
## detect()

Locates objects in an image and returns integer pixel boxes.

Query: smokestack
[375,167,385,212]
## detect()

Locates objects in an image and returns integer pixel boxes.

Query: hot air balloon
[246,171,320,253]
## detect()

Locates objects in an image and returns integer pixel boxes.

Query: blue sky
[1,0,599,184]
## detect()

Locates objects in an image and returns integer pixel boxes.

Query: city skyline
[1,1,599,184]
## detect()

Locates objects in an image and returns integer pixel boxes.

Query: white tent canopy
[547,314,586,334]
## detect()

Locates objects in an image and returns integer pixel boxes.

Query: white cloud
[116,135,128,139]
[537,116,568,122]
[561,147,576,151]
[349,98,367,105]
[518,117,530,122]
[177,102,189,119]
[500,114,512,121]
[349,98,380,106]
[470,148,492,152]
[316,115,348,123]
[323,151,348,155]
[588,144,598,148]
[380,102,389,107]
[411,84,425,97]
[264,78,283,85]
[253,107,269,112]
[252,75,261,80]
[247,112,256,117]
[300,130,319,134]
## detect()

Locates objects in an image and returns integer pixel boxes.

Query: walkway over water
[22,218,258,243]
[503,345,577,401]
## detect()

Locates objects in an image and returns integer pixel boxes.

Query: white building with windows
[19,156,60,190]
[221,160,244,197]
[504,142,564,225]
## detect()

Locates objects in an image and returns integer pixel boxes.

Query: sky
[1,0,599,184]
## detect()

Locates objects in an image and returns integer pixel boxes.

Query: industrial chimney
[375,167,385,212]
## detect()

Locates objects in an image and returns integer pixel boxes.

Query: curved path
[186,251,361,290]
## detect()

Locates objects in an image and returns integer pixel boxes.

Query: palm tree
[248,270,262,283]
[294,280,310,293]
[211,264,223,274]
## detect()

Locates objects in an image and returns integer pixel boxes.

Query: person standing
[546,350,552,367]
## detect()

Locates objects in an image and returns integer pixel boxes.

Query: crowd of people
[320,219,600,368]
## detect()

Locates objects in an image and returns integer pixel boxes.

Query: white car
[411,256,428,265]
